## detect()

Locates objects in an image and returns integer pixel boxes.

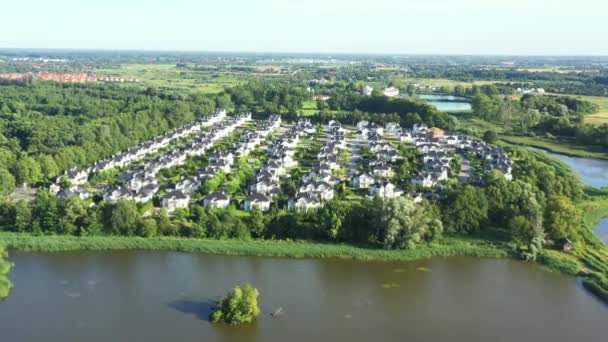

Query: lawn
[578,95,608,125]
[301,100,318,116]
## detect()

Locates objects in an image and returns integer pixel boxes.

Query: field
[578,95,608,125]
[96,63,248,93]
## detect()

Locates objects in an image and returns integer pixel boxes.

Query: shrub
[210,284,260,324]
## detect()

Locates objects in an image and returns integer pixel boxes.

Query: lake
[1,252,607,341]
[416,94,472,112]
[541,150,608,188]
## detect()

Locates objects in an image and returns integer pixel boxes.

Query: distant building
[362,85,374,96]
[383,87,400,97]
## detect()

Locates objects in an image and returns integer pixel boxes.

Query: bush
[210,284,260,324]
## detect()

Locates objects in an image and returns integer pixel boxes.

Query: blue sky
[1,0,606,55]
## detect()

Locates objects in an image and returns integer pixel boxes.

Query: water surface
[416,94,472,112]
[595,217,608,245]
[542,151,608,188]
[1,252,606,342]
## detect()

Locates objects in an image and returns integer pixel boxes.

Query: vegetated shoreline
[1,213,607,303]
[0,233,508,261]
[500,135,608,160]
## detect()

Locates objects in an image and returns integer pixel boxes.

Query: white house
[350,172,375,189]
[203,191,231,209]
[161,190,191,213]
[383,87,400,97]
[362,85,374,96]
[243,193,271,212]
[370,181,403,198]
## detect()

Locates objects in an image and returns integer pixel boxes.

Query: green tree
[442,186,488,234]
[210,284,261,325]
[58,197,88,235]
[0,168,16,196]
[379,197,443,249]
[483,130,498,144]
[103,200,140,236]
[248,207,266,238]
[544,195,581,240]
[14,157,42,186]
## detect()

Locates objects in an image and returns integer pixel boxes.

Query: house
[65,168,88,186]
[362,85,373,96]
[356,120,370,131]
[371,163,393,178]
[400,130,414,143]
[558,238,574,252]
[428,127,445,138]
[203,191,231,209]
[133,183,159,203]
[383,87,400,97]
[288,193,323,212]
[411,174,437,188]
[58,185,92,200]
[385,122,400,134]
[243,193,272,212]
[161,190,191,213]
[413,123,428,134]
[351,172,375,189]
[370,180,403,198]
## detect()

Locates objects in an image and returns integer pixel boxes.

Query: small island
[210,284,261,325]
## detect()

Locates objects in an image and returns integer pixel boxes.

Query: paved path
[346,132,362,177]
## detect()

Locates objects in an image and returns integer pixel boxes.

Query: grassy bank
[500,135,608,160]
[0,233,509,261]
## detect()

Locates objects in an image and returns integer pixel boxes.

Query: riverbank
[0,233,508,261]
[500,135,608,160]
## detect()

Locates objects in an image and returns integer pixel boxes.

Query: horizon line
[1,47,608,58]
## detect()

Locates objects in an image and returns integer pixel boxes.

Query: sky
[1,0,607,55]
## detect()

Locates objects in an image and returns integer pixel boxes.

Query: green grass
[500,135,608,160]
[0,233,508,261]
[301,100,318,116]
[571,95,608,125]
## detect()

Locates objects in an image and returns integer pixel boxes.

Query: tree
[136,218,158,237]
[14,157,42,186]
[38,155,59,179]
[378,197,443,249]
[483,130,498,144]
[544,195,581,240]
[248,207,266,238]
[210,284,261,325]
[103,200,140,236]
[442,186,488,234]
[0,168,16,196]
[0,247,12,300]
[58,197,88,235]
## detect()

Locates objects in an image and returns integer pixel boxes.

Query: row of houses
[288,120,345,212]
[50,109,228,199]
[351,121,406,199]
[404,123,513,187]
[49,109,229,200]
[244,118,312,212]
[162,115,283,213]
[102,112,251,204]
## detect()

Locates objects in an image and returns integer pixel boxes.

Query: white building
[383,87,400,97]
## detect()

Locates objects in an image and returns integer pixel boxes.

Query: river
[541,151,608,188]
[1,252,606,341]
[416,94,472,112]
